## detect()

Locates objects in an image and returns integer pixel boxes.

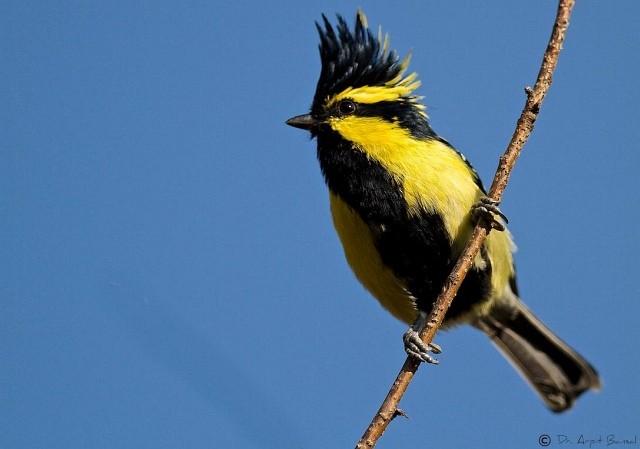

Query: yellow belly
[330,192,419,325]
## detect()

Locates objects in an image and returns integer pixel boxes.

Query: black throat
[316,128,407,223]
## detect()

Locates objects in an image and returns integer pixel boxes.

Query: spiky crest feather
[312,11,421,115]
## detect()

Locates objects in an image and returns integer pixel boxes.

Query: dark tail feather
[475,296,600,412]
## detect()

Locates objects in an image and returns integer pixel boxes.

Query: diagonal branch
[355,0,576,447]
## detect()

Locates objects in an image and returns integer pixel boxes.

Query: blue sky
[2,2,639,448]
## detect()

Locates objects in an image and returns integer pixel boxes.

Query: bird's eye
[338,100,356,116]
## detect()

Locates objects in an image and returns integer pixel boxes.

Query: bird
[285,10,600,412]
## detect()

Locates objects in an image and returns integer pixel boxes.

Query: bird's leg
[471,196,508,231]
[403,311,442,364]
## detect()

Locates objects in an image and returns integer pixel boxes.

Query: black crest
[312,11,408,112]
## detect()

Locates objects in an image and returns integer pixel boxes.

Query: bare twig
[355,1,576,447]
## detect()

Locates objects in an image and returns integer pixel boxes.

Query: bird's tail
[474,294,600,412]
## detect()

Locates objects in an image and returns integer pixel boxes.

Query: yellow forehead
[325,66,422,108]
[331,83,418,105]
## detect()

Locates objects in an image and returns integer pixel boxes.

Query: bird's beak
[285,114,321,130]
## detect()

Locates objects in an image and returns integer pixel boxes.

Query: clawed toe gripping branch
[355,1,576,447]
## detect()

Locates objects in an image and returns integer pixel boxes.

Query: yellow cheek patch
[328,116,410,157]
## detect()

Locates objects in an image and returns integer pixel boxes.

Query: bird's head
[286,10,433,141]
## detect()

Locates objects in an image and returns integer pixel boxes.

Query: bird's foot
[471,196,508,231]
[403,327,442,364]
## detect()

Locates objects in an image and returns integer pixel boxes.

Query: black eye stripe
[344,101,435,139]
